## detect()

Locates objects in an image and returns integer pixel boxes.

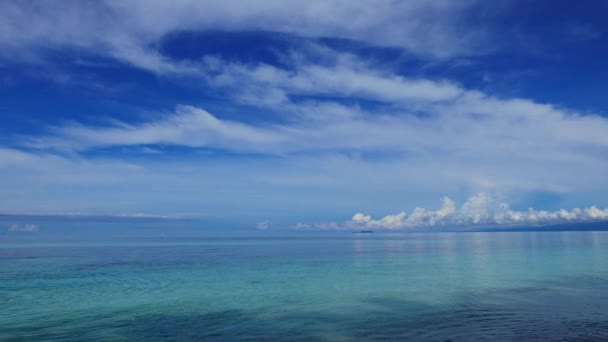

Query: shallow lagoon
[2,231,608,341]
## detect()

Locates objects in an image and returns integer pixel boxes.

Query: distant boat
[353,230,373,233]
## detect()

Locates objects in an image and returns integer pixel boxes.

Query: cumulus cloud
[299,193,608,230]
[8,224,38,232]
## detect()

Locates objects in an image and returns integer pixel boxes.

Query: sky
[1,0,608,230]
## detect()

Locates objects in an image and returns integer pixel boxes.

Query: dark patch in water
[6,281,608,341]
[120,280,608,341]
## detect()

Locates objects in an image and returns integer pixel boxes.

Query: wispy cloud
[26,51,608,155]
[297,193,608,230]
[1,3,607,221]
[27,105,284,152]
[23,55,608,201]
[256,221,270,230]
[8,224,38,232]
[201,54,464,105]
[0,0,491,71]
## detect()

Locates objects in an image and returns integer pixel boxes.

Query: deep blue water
[2,231,608,341]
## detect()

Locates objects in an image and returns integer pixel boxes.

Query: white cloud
[0,143,606,221]
[1,7,608,220]
[0,0,491,71]
[28,105,285,152]
[12,50,607,212]
[26,52,608,158]
[294,222,343,231]
[8,224,38,232]
[23,54,608,199]
[256,221,270,230]
[301,193,608,230]
[203,56,464,104]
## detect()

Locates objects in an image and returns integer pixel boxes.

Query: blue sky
[1,0,608,230]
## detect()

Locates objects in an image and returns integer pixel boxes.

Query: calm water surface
[2,231,608,341]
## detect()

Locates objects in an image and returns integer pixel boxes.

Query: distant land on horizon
[2,213,608,236]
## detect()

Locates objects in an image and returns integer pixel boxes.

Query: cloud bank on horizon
[0,1,607,226]
[296,193,608,230]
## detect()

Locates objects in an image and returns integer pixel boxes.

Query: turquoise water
[2,231,608,340]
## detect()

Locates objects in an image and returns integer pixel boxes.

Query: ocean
[2,231,608,341]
